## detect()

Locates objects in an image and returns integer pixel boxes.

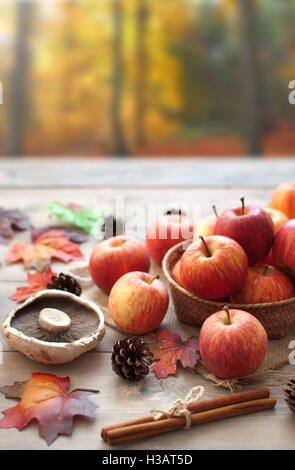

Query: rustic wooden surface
[0,158,295,450]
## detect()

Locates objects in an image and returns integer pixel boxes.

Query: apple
[230,265,294,303]
[109,271,169,334]
[264,207,288,233]
[193,205,218,240]
[146,214,194,265]
[179,235,248,300]
[199,306,267,379]
[270,182,295,219]
[171,259,186,288]
[273,219,295,281]
[258,248,277,268]
[214,197,274,265]
[89,235,150,293]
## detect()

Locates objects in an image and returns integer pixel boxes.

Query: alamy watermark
[91,196,203,240]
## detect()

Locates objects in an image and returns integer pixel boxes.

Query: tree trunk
[239,0,261,156]
[134,0,148,148]
[7,1,33,157]
[111,0,128,157]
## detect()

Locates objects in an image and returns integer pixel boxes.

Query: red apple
[109,271,169,334]
[179,235,248,300]
[146,214,194,265]
[230,265,294,303]
[258,248,277,268]
[214,198,274,265]
[171,259,186,288]
[264,207,288,234]
[193,205,218,240]
[89,235,150,293]
[199,306,267,379]
[273,219,295,281]
[271,182,295,219]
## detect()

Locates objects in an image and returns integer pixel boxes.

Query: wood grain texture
[0,160,294,449]
[0,157,294,187]
[0,352,294,450]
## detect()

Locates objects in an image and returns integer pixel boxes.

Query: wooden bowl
[162,240,295,339]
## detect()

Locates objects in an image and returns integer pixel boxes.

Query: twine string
[150,385,205,429]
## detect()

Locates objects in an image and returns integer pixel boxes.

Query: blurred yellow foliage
[28,0,186,154]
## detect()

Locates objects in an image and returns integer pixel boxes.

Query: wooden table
[0,158,295,450]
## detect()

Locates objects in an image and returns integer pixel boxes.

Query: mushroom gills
[1,290,105,364]
[39,308,71,333]
[10,296,100,343]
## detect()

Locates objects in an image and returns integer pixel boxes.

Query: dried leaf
[31,226,88,244]
[0,208,30,244]
[48,201,104,235]
[0,381,25,399]
[10,267,56,303]
[149,328,199,379]
[6,229,84,271]
[0,373,99,445]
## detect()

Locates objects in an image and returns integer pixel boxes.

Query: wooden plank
[0,352,293,450]
[0,181,294,450]
[0,186,274,282]
[0,158,294,187]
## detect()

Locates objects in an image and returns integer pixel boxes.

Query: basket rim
[162,240,295,310]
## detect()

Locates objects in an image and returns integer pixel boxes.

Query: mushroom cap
[2,289,105,364]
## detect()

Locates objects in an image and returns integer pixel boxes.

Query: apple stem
[147,275,159,284]
[263,265,268,275]
[223,305,231,325]
[212,205,218,218]
[240,197,245,215]
[199,235,211,257]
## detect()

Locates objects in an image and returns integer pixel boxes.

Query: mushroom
[1,289,105,364]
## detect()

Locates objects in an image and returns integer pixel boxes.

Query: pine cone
[283,379,295,413]
[165,208,186,216]
[111,337,153,382]
[47,273,82,296]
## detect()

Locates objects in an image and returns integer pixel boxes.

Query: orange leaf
[149,328,199,379]
[6,229,84,271]
[10,267,57,303]
[0,373,98,445]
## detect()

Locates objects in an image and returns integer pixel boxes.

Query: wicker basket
[162,240,295,339]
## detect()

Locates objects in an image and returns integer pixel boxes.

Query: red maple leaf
[0,373,98,445]
[6,229,84,271]
[10,267,56,303]
[149,328,199,379]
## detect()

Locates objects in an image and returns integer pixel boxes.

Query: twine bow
[150,385,205,429]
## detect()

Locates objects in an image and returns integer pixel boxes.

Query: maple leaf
[6,229,84,271]
[10,267,56,303]
[149,328,200,379]
[0,208,30,244]
[31,226,88,244]
[0,373,99,445]
[48,201,105,235]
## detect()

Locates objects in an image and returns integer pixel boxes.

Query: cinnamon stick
[101,387,269,440]
[104,397,276,446]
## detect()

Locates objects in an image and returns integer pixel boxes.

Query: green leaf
[48,201,105,235]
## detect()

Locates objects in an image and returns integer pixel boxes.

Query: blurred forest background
[0,0,295,158]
